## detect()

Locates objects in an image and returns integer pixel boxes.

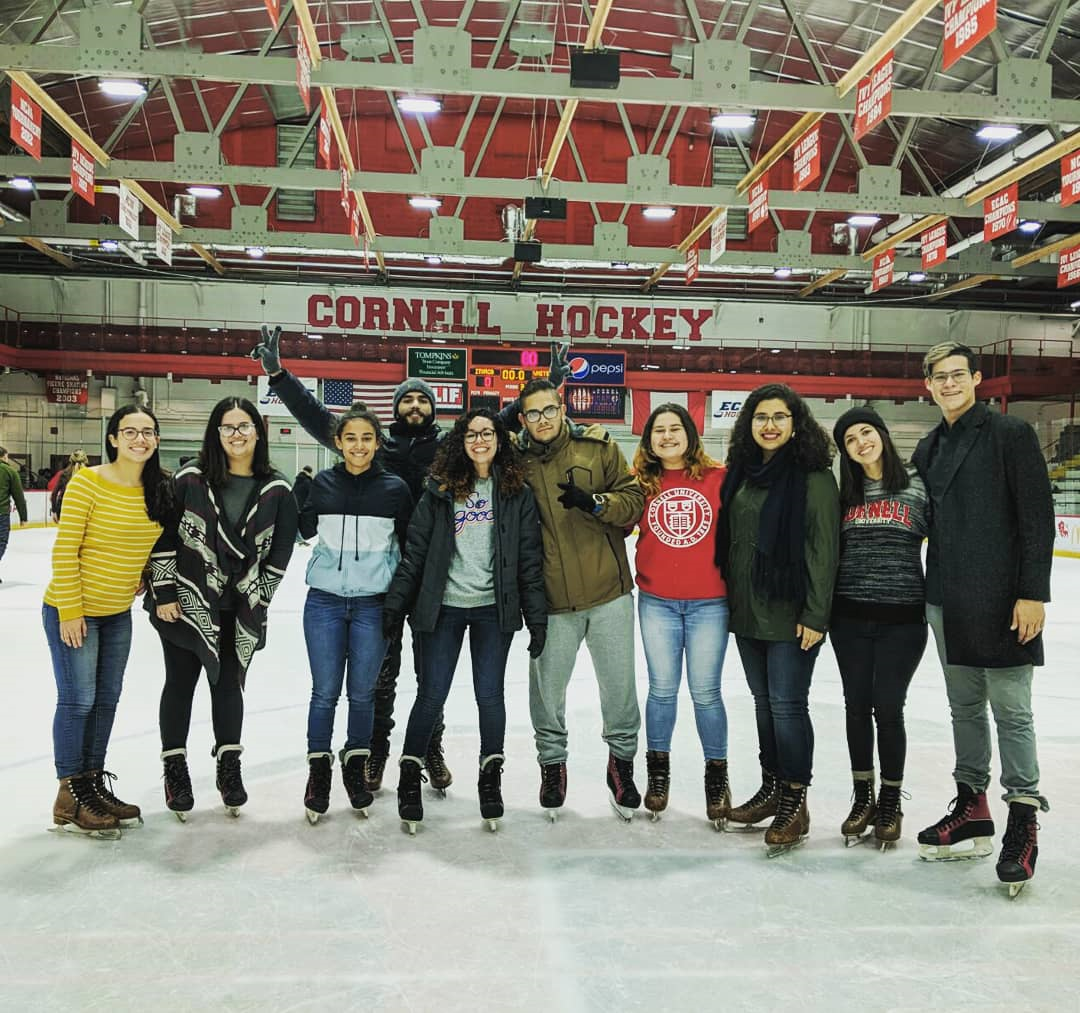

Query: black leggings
[159,612,244,751]
[829,617,927,782]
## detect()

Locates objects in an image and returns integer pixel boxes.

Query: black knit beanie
[392,377,437,419]
[832,406,889,450]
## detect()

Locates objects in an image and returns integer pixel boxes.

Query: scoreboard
[468,346,552,408]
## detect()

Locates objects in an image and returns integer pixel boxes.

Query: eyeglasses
[218,422,257,437]
[464,428,497,444]
[118,427,158,441]
[929,368,971,386]
[751,412,793,427]
[523,404,560,423]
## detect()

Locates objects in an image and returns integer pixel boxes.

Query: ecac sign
[711,391,745,431]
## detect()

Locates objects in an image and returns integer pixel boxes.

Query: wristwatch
[592,493,605,515]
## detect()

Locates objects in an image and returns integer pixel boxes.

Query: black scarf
[717,442,807,603]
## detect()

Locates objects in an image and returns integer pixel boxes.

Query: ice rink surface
[1,526,1078,1012]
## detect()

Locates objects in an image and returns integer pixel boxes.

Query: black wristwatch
[592,494,605,515]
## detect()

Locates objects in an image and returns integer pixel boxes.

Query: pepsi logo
[569,356,591,380]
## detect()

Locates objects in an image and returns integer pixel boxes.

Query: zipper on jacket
[605,530,628,589]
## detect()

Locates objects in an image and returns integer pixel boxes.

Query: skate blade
[485,818,500,832]
[843,831,872,848]
[648,810,662,823]
[712,817,728,833]
[118,816,143,828]
[766,837,807,858]
[174,810,188,823]
[48,823,121,841]
[608,798,635,823]
[724,822,766,833]
[876,838,898,852]
[401,819,419,836]
[918,837,993,862]
[224,806,240,818]
[1007,881,1028,899]
[545,808,560,823]
[305,809,321,825]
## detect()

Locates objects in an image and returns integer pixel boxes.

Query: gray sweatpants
[529,593,640,764]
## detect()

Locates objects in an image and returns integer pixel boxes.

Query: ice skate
[607,753,641,823]
[339,748,373,816]
[304,752,333,824]
[874,781,905,852]
[90,769,143,827]
[644,750,669,822]
[478,754,505,832]
[840,773,876,847]
[213,743,247,817]
[727,769,779,831]
[364,739,389,792]
[161,748,194,822]
[50,774,121,840]
[539,761,566,822]
[424,732,452,796]
[996,798,1039,899]
[765,782,810,857]
[704,759,731,831]
[397,756,425,834]
[917,783,994,861]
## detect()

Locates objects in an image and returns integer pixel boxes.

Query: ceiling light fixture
[409,196,442,210]
[99,239,120,252]
[976,124,1021,142]
[711,112,756,130]
[643,206,676,220]
[246,246,266,258]
[425,254,443,265]
[611,261,630,269]
[847,214,881,227]
[773,267,793,279]
[396,96,441,114]
[1071,299,1080,311]
[186,185,222,199]
[907,271,927,283]
[9,176,34,191]
[99,79,147,99]
[1018,220,1042,234]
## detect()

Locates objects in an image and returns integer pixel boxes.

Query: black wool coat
[912,401,1054,668]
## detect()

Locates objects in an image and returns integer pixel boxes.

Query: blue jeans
[303,588,388,754]
[43,604,132,779]
[403,605,513,760]
[735,635,821,786]
[639,593,730,759]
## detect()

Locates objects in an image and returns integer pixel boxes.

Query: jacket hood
[518,419,610,456]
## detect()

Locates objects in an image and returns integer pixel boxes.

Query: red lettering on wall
[364,297,389,332]
[393,299,423,332]
[475,301,501,335]
[536,303,565,338]
[336,296,361,330]
[308,294,333,328]
[621,307,650,340]
[567,304,591,339]
[679,308,711,342]
[426,300,449,331]
[595,306,619,340]
[652,308,677,341]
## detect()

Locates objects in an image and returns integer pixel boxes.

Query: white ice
[1,527,1079,1012]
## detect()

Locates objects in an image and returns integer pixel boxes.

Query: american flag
[322,380,396,424]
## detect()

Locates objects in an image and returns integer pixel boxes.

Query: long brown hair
[633,402,717,498]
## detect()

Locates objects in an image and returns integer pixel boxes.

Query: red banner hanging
[942,0,997,71]
[853,52,893,141]
[70,140,96,206]
[921,221,949,270]
[340,167,351,215]
[871,249,895,293]
[747,178,769,233]
[318,96,333,168]
[350,193,362,246]
[1062,151,1080,209]
[792,123,821,192]
[685,245,699,286]
[1058,244,1080,288]
[264,0,279,28]
[296,34,313,114]
[983,182,1018,241]
[45,374,89,405]
[10,83,42,160]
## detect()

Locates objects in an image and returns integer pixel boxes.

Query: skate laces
[164,755,193,795]
[774,786,803,827]
[399,762,426,803]
[218,753,243,793]
[308,757,332,796]
[479,760,503,800]
[72,776,114,817]
[999,810,1038,862]
[704,763,727,802]
[96,770,123,806]
[425,746,449,782]
[876,786,907,825]
[647,760,670,796]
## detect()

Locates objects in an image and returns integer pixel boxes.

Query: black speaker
[525,196,568,220]
[514,241,542,263]
[570,49,620,89]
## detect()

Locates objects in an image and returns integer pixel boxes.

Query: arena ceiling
[2,1,1080,312]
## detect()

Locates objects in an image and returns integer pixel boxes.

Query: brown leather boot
[90,769,142,826]
[704,759,731,829]
[644,750,670,819]
[765,782,810,856]
[53,774,121,838]
[728,769,779,829]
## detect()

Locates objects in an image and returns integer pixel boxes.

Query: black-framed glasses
[118,427,158,441]
[751,412,792,427]
[218,422,256,437]
[523,404,560,423]
[929,368,971,386]
[463,428,497,444]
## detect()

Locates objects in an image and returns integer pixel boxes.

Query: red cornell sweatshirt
[635,466,728,600]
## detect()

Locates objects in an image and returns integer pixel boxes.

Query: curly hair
[430,409,526,500]
[725,383,834,472]
[633,402,718,498]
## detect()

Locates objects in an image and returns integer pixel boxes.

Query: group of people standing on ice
[39,334,1053,896]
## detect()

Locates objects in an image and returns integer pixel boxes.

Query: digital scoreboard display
[468,346,552,407]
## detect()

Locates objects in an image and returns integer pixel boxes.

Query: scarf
[717,442,807,604]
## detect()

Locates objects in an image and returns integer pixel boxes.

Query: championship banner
[748,178,769,233]
[119,183,141,240]
[70,141,96,206]
[921,221,949,270]
[296,33,313,114]
[983,183,1018,242]
[685,245,699,285]
[871,249,895,292]
[9,82,42,160]
[45,374,88,405]
[155,217,173,266]
[340,167,351,215]
[942,0,997,71]
[792,123,821,192]
[1062,151,1080,209]
[318,96,333,168]
[853,52,893,141]
[1057,244,1080,289]
[710,209,728,263]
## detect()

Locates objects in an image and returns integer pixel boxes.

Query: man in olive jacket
[0,447,28,583]
[912,341,1053,890]
[516,379,646,819]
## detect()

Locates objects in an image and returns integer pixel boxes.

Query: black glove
[548,340,572,389]
[556,481,595,513]
[249,324,283,375]
[527,626,547,659]
[382,609,404,643]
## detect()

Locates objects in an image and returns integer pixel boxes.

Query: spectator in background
[51,450,89,522]
[292,465,315,546]
[0,446,28,584]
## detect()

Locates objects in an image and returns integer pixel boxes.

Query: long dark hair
[105,404,173,523]
[725,384,834,472]
[197,397,273,489]
[430,409,526,500]
[837,425,910,511]
[633,402,718,498]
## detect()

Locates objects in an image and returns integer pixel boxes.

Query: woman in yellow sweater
[43,404,173,838]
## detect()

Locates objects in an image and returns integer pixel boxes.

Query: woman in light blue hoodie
[298,403,412,823]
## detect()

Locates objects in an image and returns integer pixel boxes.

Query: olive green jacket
[726,468,840,639]
[0,461,27,522]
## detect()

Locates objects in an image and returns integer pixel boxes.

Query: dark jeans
[402,605,513,761]
[0,513,9,566]
[830,617,927,782]
[303,588,387,753]
[371,617,444,753]
[43,604,132,778]
[159,611,244,750]
[735,635,821,786]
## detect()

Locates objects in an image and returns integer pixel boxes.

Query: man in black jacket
[911,341,1054,895]
[249,325,569,793]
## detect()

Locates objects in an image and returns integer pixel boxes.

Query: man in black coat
[911,341,1054,894]
[249,325,569,794]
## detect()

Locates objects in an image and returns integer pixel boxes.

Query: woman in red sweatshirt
[633,403,730,829]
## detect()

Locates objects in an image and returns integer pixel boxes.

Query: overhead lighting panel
[99,79,147,99]
[643,206,676,220]
[409,196,442,210]
[711,113,756,130]
[847,214,881,227]
[397,96,441,114]
[187,186,222,199]
[976,124,1021,142]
